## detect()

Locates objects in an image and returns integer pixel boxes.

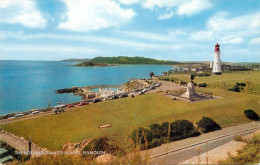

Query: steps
[0,148,13,163]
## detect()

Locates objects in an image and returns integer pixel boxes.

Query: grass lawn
[1,87,259,151]
[163,71,260,95]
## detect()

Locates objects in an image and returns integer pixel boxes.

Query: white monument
[212,43,222,75]
[180,75,199,100]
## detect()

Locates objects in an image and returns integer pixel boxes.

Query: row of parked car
[53,93,130,113]
[9,110,41,119]
[8,82,162,118]
[139,82,162,95]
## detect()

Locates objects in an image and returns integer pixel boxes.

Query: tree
[244,109,259,120]
[150,72,155,78]
[196,117,221,133]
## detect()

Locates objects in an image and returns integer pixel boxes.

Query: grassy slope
[1,88,259,151]
[163,71,260,95]
[90,56,180,65]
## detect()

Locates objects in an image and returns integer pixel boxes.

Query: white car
[31,111,40,115]
[14,114,24,118]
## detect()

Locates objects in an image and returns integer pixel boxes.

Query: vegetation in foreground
[1,87,259,151]
[219,133,260,164]
[130,120,200,150]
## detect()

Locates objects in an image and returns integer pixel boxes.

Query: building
[209,61,213,68]
[212,43,222,75]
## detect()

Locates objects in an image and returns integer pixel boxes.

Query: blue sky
[0,0,259,62]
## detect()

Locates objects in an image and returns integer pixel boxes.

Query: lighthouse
[212,43,222,75]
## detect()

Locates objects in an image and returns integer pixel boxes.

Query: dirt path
[0,130,46,156]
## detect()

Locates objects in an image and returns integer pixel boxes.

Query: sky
[0,0,259,62]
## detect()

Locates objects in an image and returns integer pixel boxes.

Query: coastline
[0,61,175,116]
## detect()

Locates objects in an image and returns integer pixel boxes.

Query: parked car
[102,98,109,102]
[78,102,89,106]
[119,93,128,98]
[31,111,40,115]
[53,105,66,114]
[67,104,75,108]
[149,85,155,89]
[139,91,145,95]
[14,114,24,118]
[111,95,119,99]
[93,99,101,103]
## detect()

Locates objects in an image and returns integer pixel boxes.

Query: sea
[0,60,173,115]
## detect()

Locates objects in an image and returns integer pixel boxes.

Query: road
[0,81,183,125]
[141,122,259,164]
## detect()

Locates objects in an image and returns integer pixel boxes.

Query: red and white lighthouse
[212,43,222,75]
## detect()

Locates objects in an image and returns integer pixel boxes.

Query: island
[73,61,116,67]
[89,56,180,65]
[70,56,180,67]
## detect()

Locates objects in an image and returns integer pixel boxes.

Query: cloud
[0,0,46,28]
[118,0,140,5]
[0,43,99,53]
[250,38,260,44]
[158,10,174,20]
[0,31,185,51]
[58,0,136,31]
[141,0,212,16]
[141,0,184,10]
[189,30,214,41]
[190,11,260,44]
[220,37,243,44]
[177,0,212,16]
[207,11,260,32]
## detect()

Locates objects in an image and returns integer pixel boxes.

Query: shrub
[129,127,151,147]
[170,120,200,141]
[197,117,221,133]
[148,138,163,149]
[81,137,124,159]
[198,83,207,87]
[244,109,259,121]
[148,123,162,139]
[160,122,170,138]
[236,82,246,87]
[228,85,240,92]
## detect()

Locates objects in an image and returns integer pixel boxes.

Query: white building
[209,61,213,68]
[212,43,222,75]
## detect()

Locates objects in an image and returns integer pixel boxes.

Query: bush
[228,85,240,92]
[236,82,246,87]
[129,127,151,148]
[129,120,200,150]
[169,120,200,141]
[160,122,170,138]
[197,117,221,133]
[244,109,259,121]
[148,123,162,139]
[148,138,163,149]
[198,83,207,87]
[81,137,124,159]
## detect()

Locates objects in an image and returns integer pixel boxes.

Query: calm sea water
[0,61,172,115]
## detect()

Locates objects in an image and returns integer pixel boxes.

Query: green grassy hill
[1,88,259,151]
[89,56,180,65]
[162,71,260,95]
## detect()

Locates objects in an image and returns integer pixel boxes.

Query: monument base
[212,72,222,75]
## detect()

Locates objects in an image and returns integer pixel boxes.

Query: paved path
[140,122,259,164]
